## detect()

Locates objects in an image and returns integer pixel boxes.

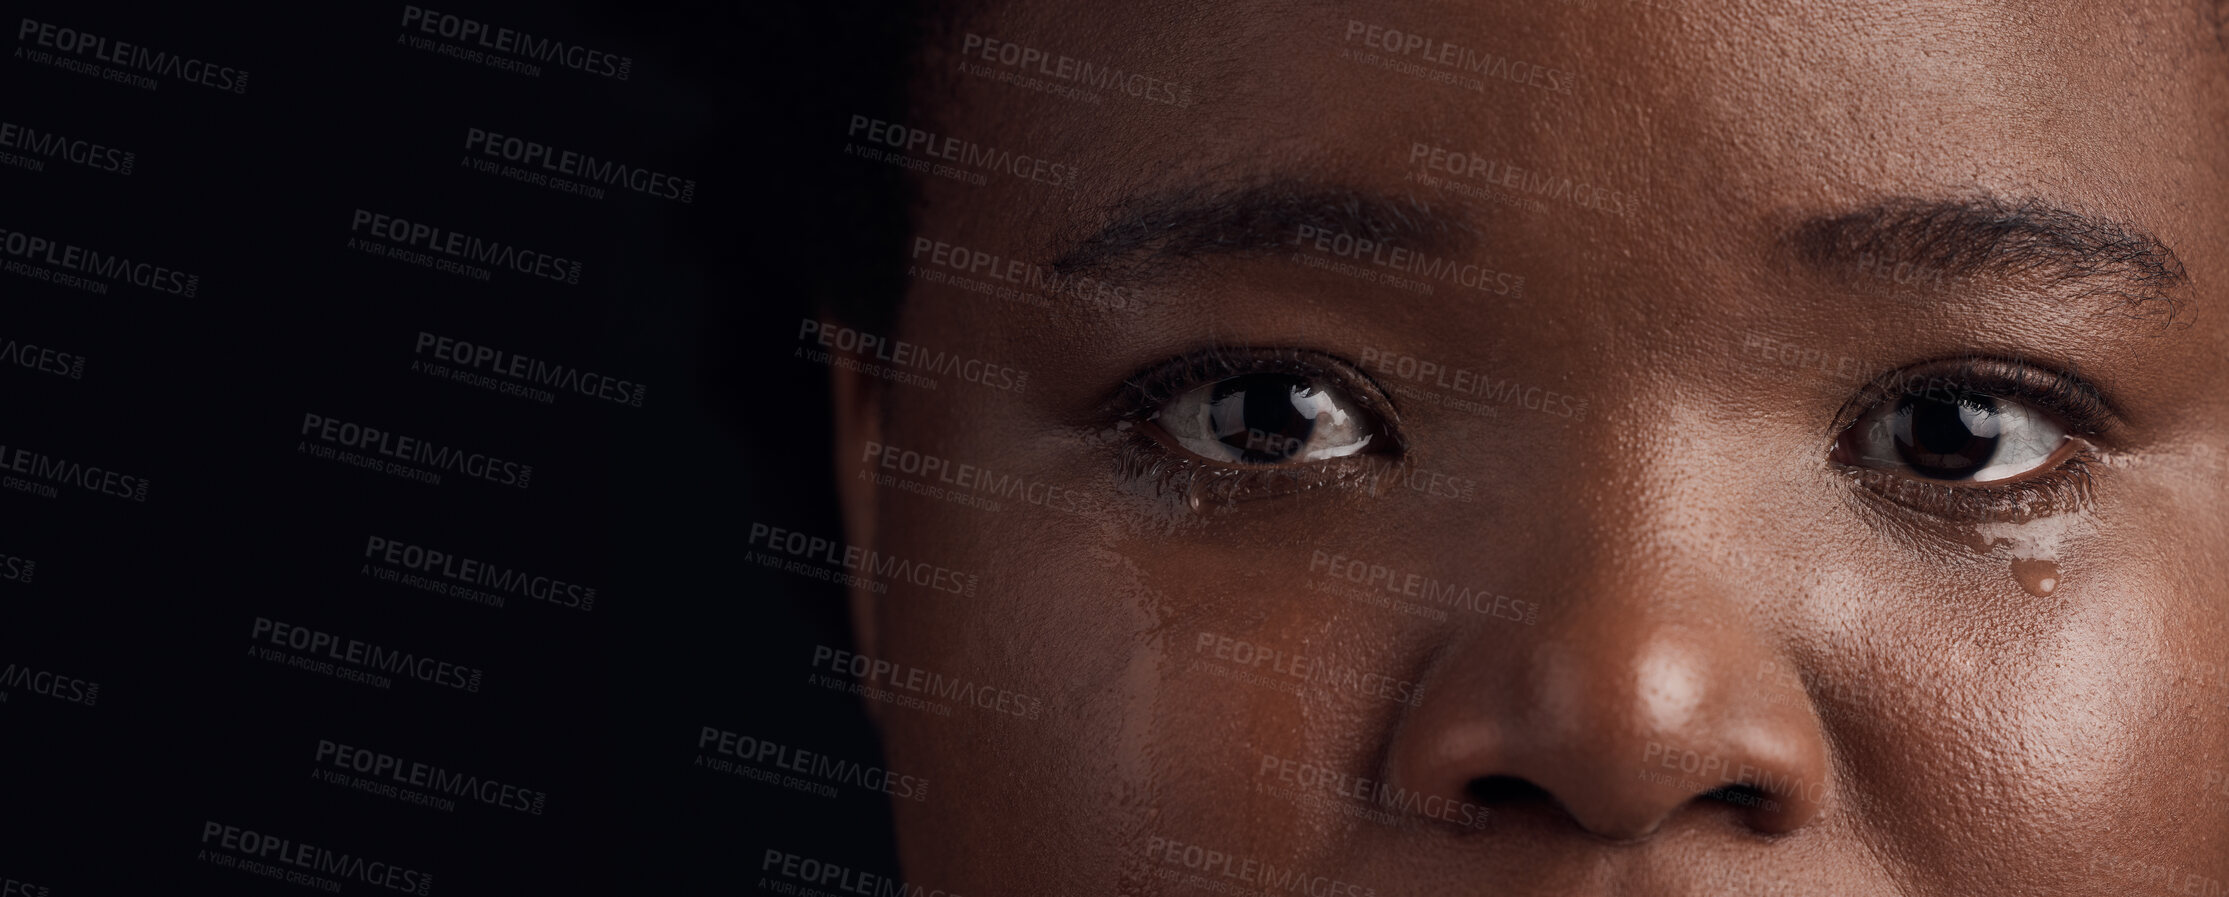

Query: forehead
[919,0,2226,263]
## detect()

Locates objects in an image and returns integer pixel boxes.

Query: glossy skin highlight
[829,1,2229,894]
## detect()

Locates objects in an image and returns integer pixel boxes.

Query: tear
[1970,514,2080,599]
[2009,558,2060,597]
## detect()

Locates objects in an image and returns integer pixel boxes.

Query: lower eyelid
[1112,428,1407,510]
[1840,446,2100,522]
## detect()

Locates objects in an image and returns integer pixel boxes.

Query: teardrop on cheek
[1967,516,2080,599]
[2010,558,2060,597]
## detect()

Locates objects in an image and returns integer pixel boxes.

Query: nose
[1382,594,1832,842]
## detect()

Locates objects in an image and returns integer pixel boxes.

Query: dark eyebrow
[1048,180,1477,285]
[1786,195,2190,322]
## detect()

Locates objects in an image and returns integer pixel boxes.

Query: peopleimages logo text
[300,413,531,489]
[748,523,979,596]
[351,210,581,284]
[0,441,148,501]
[250,617,484,692]
[0,336,85,379]
[399,6,632,80]
[414,333,644,406]
[0,120,134,174]
[18,19,249,93]
[365,536,595,611]
[315,739,548,815]
[847,115,1079,188]
[0,227,197,295]
[1,660,98,705]
[463,128,695,202]
[200,821,432,894]
[958,32,1192,106]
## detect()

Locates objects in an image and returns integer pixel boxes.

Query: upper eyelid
[1115,346,1409,455]
[1116,347,1401,417]
[1828,356,2116,440]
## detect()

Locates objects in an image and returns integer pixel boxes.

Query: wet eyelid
[1829,356,2109,521]
[1102,346,1413,510]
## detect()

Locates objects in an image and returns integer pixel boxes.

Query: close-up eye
[1109,348,1407,506]
[1121,348,1402,475]
[1153,371,1383,465]
[1833,389,2073,483]
[1827,358,2114,519]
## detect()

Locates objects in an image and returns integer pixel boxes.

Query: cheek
[872,477,1408,889]
[1827,547,2229,885]
[866,471,1171,888]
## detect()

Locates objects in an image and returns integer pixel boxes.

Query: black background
[1,2,899,893]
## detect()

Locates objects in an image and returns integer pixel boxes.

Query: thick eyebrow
[1786,196,2191,322]
[1048,180,1477,285]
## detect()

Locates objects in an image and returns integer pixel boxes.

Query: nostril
[1468,775,1554,806]
[1703,783,1780,814]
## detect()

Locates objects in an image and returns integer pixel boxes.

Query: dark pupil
[1211,374,1318,463]
[1894,392,2000,480]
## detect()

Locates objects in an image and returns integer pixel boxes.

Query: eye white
[1845,396,2068,482]
[1156,377,1376,465]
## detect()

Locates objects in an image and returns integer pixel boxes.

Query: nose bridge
[1379,423,1834,842]
[1560,397,1798,578]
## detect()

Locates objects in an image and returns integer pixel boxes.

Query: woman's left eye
[1151,372,1386,466]
[1833,389,2073,483]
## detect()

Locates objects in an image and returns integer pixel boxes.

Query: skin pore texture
[828,1,2229,894]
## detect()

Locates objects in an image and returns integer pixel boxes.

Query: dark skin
[829,1,2229,893]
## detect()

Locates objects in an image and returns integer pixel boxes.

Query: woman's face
[831,0,2229,893]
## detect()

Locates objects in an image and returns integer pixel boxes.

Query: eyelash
[1828,356,2114,520]
[1106,345,1410,510]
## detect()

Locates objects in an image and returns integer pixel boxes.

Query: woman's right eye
[1149,371,1389,467]
[1823,357,2115,521]
[1834,390,2073,484]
